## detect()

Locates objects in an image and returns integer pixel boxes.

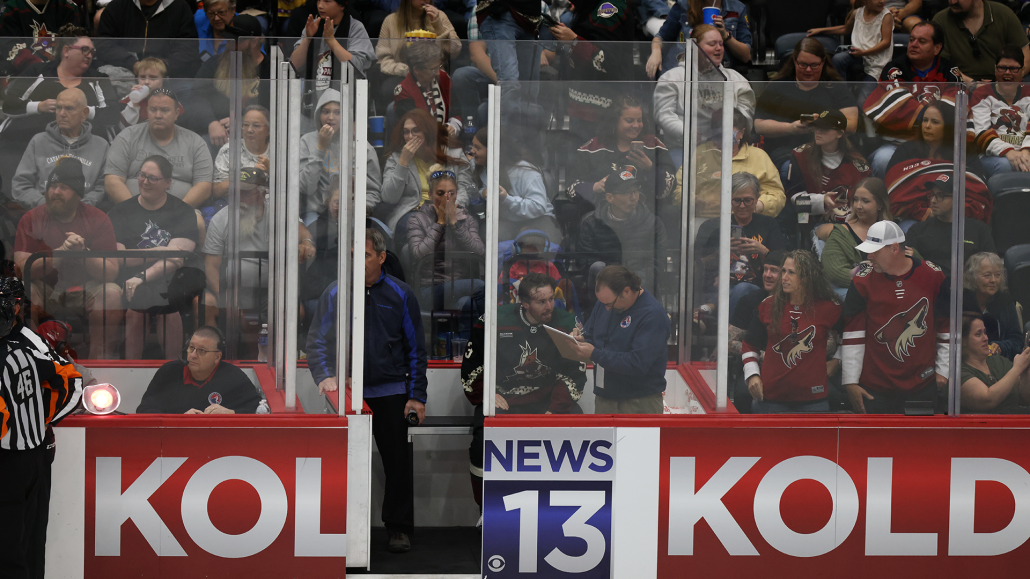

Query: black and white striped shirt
[0,324,83,450]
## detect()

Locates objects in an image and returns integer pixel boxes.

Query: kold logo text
[95,455,345,558]
[668,456,1030,557]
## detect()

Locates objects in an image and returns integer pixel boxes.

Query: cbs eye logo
[487,555,506,572]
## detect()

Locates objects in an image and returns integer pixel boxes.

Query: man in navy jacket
[306,228,427,553]
[571,265,670,414]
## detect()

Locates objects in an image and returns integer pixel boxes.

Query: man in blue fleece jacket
[305,228,427,553]
[572,265,670,414]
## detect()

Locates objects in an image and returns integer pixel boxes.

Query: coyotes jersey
[461,304,586,413]
[863,55,961,141]
[969,83,1030,158]
[786,144,872,223]
[841,258,950,393]
[742,296,841,402]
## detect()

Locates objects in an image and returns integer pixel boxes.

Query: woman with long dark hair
[820,177,893,292]
[754,38,858,170]
[742,249,842,413]
[567,94,676,211]
[960,311,1030,413]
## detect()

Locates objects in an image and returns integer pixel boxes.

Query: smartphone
[631,140,645,153]
[730,225,743,239]
[800,113,818,122]
[541,13,560,28]
[1024,331,1030,350]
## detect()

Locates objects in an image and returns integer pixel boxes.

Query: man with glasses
[905,178,995,277]
[137,326,262,414]
[12,87,109,208]
[697,172,787,319]
[13,159,123,359]
[104,87,214,208]
[864,20,962,178]
[932,0,1030,81]
[568,265,669,414]
[970,46,1030,176]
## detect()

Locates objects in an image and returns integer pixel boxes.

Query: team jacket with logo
[742,296,841,402]
[841,258,950,393]
[969,83,1030,157]
[785,143,871,222]
[0,323,82,450]
[461,305,585,413]
[863,55,961,141]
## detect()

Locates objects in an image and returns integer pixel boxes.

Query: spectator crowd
[0,0,1028,419]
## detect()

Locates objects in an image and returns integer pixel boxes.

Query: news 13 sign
[482,427,615,578]
[85,427,347,579]
[486,423,1030,578]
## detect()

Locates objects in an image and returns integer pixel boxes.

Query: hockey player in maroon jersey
[841,220,951,413]
[742,250,842,413]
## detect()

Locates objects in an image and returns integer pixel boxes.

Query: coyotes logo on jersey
[505,342,550,382]
[994,107,1025,132]
[771,324,816,368]
[873,297,929,362]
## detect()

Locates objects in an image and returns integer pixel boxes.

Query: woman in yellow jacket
[678,108,785,218]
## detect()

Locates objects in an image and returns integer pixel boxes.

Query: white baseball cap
[855,220,905,253]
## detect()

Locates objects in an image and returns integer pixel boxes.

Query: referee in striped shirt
[0,276,83,579]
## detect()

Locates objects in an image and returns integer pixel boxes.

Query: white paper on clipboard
[543,325,586,361]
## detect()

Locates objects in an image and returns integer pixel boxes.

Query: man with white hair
[840,220,951,414]
[201,168,315,340]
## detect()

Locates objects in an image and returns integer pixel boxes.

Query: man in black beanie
[13,157,124,358]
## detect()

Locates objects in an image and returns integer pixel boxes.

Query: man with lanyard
[864,20,962,177]
[570,265,670,414]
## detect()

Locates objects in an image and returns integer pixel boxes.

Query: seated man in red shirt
[13,158,123,358]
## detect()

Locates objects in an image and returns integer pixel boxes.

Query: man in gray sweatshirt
[11,88,109,208]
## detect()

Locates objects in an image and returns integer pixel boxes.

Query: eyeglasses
[205,7,232,18]
[926,191,951,201]
[600,294,620,310]
[136,172,166,184]
[731,197,756,206]
[997,65,1021,73]
[968,35,981,59]
[795,59,823,70]
[242,122,267,130]
[70,45,95,57]
[187,345,218,356]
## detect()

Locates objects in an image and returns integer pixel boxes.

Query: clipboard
[544,325,588,361]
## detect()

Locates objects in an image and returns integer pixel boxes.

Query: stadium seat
[989,172,1030,256]
[1004,244,1030,315]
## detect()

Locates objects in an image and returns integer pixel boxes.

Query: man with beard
[201,168,315,342]
[569,265,670,414]
[104,88,213,208]
[932,0,1029,81]
[12,88,109,208]
[841,220,951,413]
[13,158,123,358]
[460,272,587,510]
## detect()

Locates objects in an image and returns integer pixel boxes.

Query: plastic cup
[702,6,719,24]
[452,338,468,362]
[368,116,385,148]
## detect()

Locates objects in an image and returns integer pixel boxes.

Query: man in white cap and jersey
[839,220,952,414]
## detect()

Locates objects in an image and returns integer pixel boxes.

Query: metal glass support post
[679,42,696,364]
[948,90,969,416]
[715,84,734,412]
[283,77,303,409]
[484,84,502,417]
[350,77,369,414]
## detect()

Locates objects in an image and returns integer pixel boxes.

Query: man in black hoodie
[0,0,85,75]
[95,0,199,78]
